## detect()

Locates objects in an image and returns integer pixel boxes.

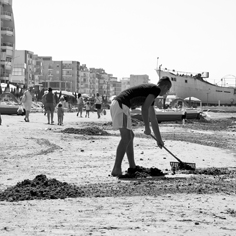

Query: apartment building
[89,69,98,96]
[110,76,121,96]
[79,64,91,95]
[90,68,110,97]
[39,57,80,92]
[33,54,43,86]
[130,74,149,87]
[11,50,35,86]
[0,0,15,83]
[120,77,130,91]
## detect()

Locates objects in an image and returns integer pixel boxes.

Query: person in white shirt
[95,93,102,118]
[77,93,84,117]
[21,87,32,122]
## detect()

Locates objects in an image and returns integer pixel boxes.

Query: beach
[0,111,236,236]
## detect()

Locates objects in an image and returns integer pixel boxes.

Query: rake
[150,134,196,170]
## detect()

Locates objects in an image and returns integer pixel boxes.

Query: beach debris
[119,165,166,179]
[61,126,110,136]
[0,175,84,202]
[193,167,230,175]
[177,167,232,176]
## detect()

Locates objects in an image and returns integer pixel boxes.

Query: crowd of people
[18,87,106,125]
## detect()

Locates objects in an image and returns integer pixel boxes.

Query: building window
[185,80,187,83]
[12,68,24,76]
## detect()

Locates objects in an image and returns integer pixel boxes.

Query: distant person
[77,93,84,117]
[85,101,91,118]
[59,96,66,108]
[95,93,102,118]
[21,87,32,122]
[42,92,47,115]
[110,77,172,177]
[57,102,64,125]
[45,87,56,124]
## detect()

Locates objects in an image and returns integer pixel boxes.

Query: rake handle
[150,134,184,164]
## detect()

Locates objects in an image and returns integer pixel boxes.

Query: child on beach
[57,102,64,125]
[110,76,172,177]
[85,101,91,118]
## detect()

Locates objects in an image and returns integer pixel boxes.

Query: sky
[13,0,236,85]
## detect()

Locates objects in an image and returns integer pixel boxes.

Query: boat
[156,66,236,106]
[0,92,20,115]
[0,103,20,115]
[131,108,200,123]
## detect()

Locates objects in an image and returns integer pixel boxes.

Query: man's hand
[157,140,164,149]
[150,134,164,149]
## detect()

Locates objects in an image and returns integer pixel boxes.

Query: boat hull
[157,69,236,105]
[131,109,200,122]
[0,104,19,115]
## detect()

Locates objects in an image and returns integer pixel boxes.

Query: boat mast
[156,57,162,79]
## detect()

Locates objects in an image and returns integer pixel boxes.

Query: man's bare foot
[111,168,122,177]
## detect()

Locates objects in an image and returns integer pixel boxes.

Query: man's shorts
[110,100,132,130]
[45,103,55,112]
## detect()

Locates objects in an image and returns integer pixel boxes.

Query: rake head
[170,161,196,171]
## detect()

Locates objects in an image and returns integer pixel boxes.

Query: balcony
[0,60,12,69]
[1,11,12,20]
[0,0,12,6]
[1,27,14,36]
[5,49,13,57]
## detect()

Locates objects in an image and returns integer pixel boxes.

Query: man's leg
[80,107,83,117]
[51,111,54,124]
[111,127,132,177]
[47,111,50,124]
[26,110,30,121]
[126,130,136,168]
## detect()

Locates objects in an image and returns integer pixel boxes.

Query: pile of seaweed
[177,167,233,176]
[193,167,231,175]
[119,166,166,179]
[61,126,110,136]
[0,175,84,202]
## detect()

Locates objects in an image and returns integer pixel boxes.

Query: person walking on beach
[45,87,56,124]
[110,76,172,177]
[57,102,64,125]
[21,87,32,122]
[77,93,84,117]
[95,93,102,118]
[85,101,91,118]
[42,92,47,115]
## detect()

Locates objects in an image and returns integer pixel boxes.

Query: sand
[0,111,236,236]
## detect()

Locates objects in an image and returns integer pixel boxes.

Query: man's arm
[141,94,156,135]
[149,106,164,148]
